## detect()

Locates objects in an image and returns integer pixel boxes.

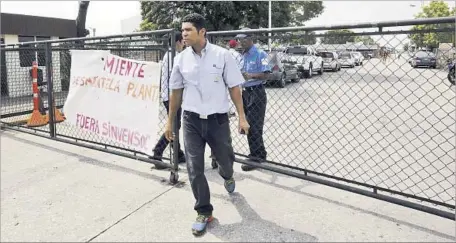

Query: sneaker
[192,214,214,236]
[224,178,235,193]
[241,158,264,172]
[149,155,168,170]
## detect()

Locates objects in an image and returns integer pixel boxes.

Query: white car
[350,51,364,66]
[319,51,341,71]
[338,52,356,68]
[284,46,324,78]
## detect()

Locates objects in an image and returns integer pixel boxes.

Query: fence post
[170,30,179,183]
[45,42,56,137]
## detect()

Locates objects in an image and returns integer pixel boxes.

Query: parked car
[284,45,324,78]
[319,51,341,71]
[447,58,455,85]
[409,50,437,68]
[338,52,356,68]
[350,51,364,66]
[266,51,300,88]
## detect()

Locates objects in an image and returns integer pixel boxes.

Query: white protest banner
[63,50,161,156]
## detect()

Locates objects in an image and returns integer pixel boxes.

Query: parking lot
[228,56,456,208]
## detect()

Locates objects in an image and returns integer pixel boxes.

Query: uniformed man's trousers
[182,110,235,215]
[243,84,267,160]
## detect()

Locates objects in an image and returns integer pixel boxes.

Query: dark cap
[235,27,252,39]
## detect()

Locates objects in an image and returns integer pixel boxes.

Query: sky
[1,0,455,44]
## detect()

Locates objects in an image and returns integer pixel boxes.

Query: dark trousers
[183,111,235,215]
[153,100,183,156]
[243,85,267,160]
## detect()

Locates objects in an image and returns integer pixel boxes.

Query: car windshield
[286,47,308,55]
[415,51,435,58]
[352,52,361,57]
[340,53,351,58]
[320,52,334,58]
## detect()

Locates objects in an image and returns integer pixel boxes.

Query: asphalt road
[2,57,455,210]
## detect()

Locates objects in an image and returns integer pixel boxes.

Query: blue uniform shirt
[241,45,271,87]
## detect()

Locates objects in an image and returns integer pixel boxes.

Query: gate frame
[1,17,455,220]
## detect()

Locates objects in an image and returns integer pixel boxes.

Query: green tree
[139,1,324,31]
[409,0,456,49]
[321,29,356,44]
[354,36,375,45]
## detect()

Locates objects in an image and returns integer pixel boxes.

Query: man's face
[238,38,252,50]
[181,22,205,46]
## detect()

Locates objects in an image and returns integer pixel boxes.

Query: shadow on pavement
[4,130,454,241]
[2,131,171,185]
[207,192,318,242]
[205,168,455,241]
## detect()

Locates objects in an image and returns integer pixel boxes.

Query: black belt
[243,84,264,91]
[183,110,227,120]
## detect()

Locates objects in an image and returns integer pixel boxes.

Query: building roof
[315,43,379,51]
[1,13,77,38]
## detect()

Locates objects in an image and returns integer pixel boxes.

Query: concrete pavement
[1,129,454,242]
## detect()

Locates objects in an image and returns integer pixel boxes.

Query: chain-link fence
[1,18,454,219]
[0,30,180,176]
[207,16,455,219]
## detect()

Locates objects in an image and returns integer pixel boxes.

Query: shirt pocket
[181,64,198,86]
[209,67,224,84]
[246,59,258,73]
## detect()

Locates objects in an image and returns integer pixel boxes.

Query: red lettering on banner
[103,56,145,78]
[101,121,150,149]
[76,114,100,134]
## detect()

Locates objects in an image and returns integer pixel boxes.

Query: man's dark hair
[174,31,183,42]
[167,31,182,46]
[181,13,206,32]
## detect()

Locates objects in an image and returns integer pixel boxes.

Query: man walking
[164,13,249,236]
[236,29,270,171]
[150,32,186,170]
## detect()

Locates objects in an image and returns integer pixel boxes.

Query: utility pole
[268,0,272,51]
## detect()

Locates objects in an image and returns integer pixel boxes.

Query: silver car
[266,51,300,88]
[338,52,356,68]
[319,51,341,71]
[350,51,364,66]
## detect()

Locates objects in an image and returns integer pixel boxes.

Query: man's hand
[164,122,174,141]
[239,117,250,135]
[242,72,250,80]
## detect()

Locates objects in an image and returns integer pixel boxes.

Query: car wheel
[277,72,286,88]
[318,62,324,75]
[303,66,312,79]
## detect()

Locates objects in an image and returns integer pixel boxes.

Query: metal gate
[0,29,181,182]
[207,16,455,220]
[1,18,455,220]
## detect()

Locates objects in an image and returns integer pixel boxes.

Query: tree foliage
[139,1,324,31]
[320,30,355,44]
[409,0,455,49]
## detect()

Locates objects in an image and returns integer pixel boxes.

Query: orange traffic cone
[51,98,65,123]
[27,61,49,127]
